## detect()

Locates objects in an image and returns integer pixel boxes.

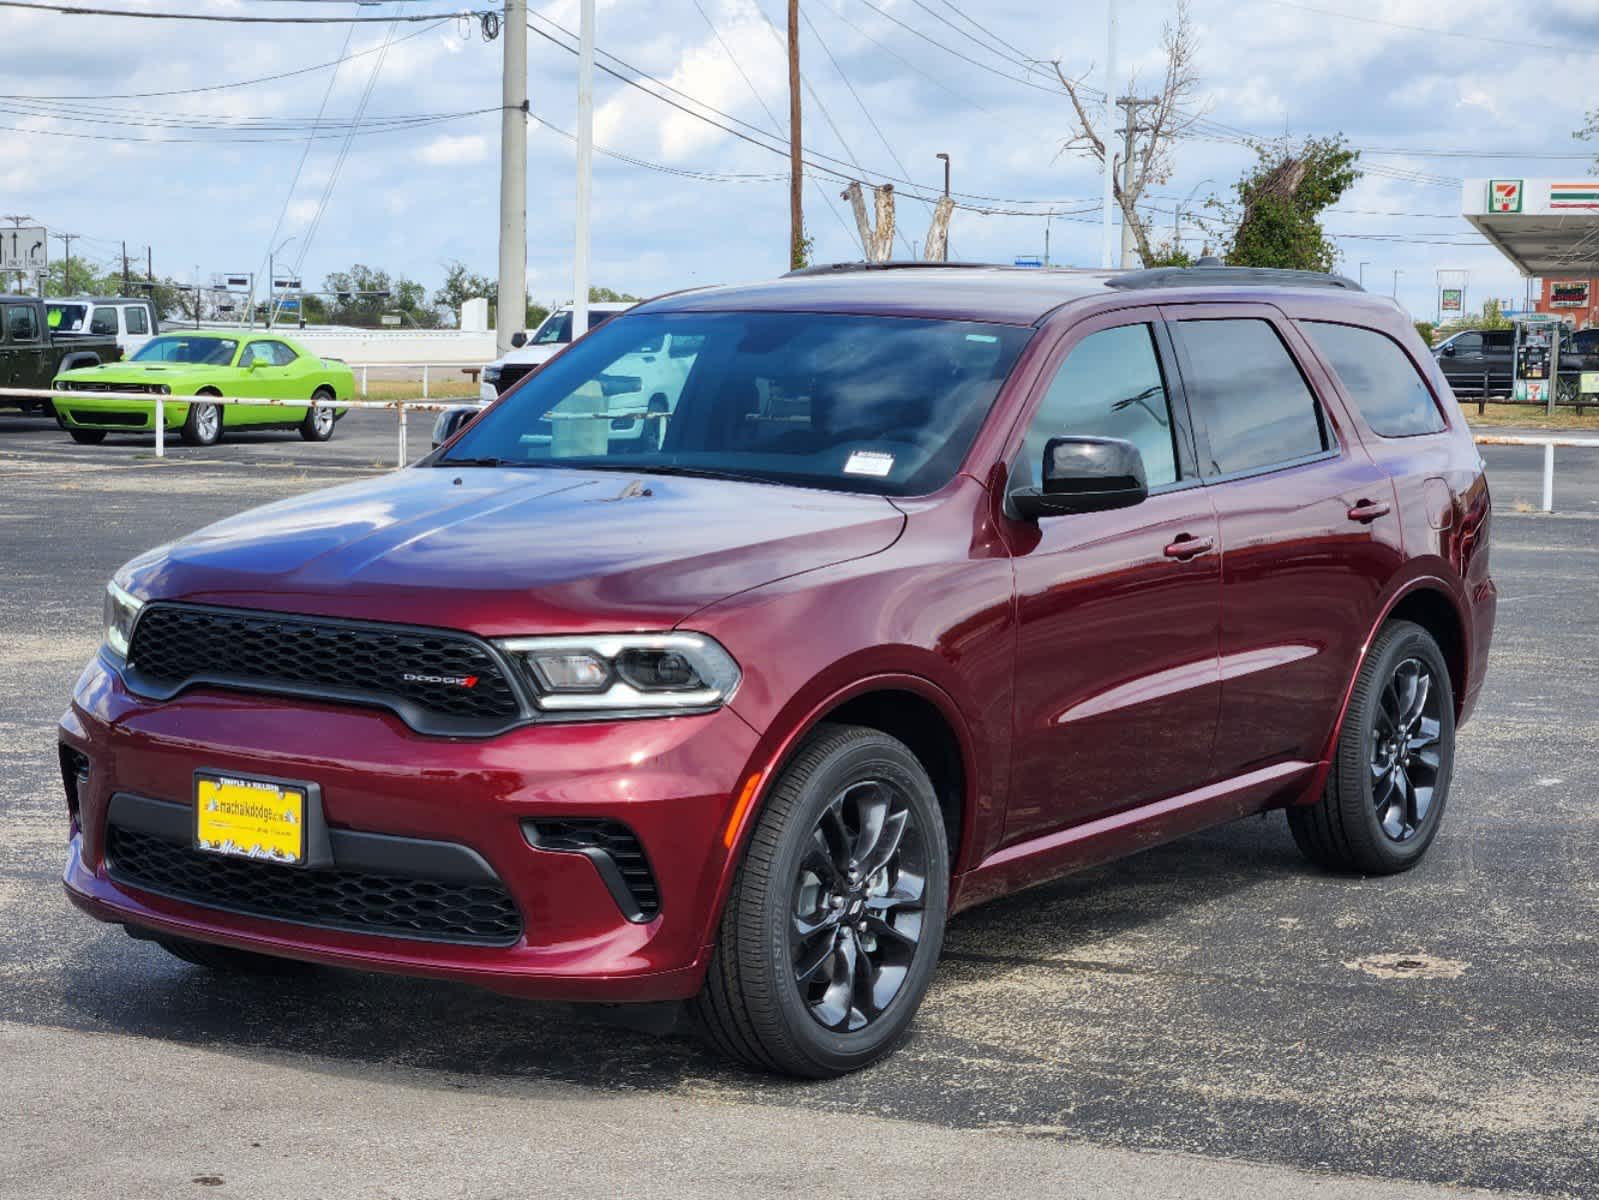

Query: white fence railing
[1473,434,1599,513]
[343,362,485,398]
[0,386,470,465]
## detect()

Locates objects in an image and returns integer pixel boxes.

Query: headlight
[496,632,740,715]
[482,365,502,387]
[103,579,145,660]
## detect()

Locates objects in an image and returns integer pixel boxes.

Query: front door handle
[1347,499,1392,523]
[1164,533,1215,561]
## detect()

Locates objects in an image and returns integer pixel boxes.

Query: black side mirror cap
[1440,344,1455,356]
[1011,436,1149,520]
[431,406,482,449]
[510,331,528,349]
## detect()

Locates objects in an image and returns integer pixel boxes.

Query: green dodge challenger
[52,330,355,446]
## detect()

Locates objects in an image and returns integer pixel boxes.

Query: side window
[5,304,39,342]
[1303,321,1446,437]
[124,306,148,335]
[1481,331,1513,354]
[1450,332,1482,354]
[1019,323,1179,489]
[89,307,118,336]
[1172,318,1329,477]
[264,341,297,365]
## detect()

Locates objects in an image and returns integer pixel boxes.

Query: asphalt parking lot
[2,411,1596,1199]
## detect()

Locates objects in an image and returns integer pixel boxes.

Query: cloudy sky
[3,0,1597,322]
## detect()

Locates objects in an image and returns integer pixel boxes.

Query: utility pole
[1358,261,1371,289]
[1115,96,1158,268]
[573,0,594,338]
[1099,0,1117,269]
[122,241,130,295]
[497,0,529,357]
[1045,211,1053,267]
[53,232,77,295]
[788,0,804,269]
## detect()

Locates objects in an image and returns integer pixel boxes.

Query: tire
[299,388,337,442]
[694,723,949,1078]
[68,429,107,445]
[153,936,312,975]
[180,392,222,446]
[1288,620,1455,874]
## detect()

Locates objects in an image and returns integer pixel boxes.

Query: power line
[0,109,494,143]
[848,0,1060,94]
[820,2,992,113]
[0,19,450,100]
[0,0,487,20]
[1242,0,1593,55]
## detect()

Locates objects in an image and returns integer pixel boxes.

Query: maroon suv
[61,264,1495,1077]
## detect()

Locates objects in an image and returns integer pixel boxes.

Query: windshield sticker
[965,333,998,343]
[844,450,895,477]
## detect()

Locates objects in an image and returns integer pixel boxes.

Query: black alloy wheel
[696,724,949,1077]
[789,778,928,1033]
[1288,619,1456,874]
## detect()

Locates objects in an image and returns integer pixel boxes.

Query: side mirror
[510,331,528,349]
[1011,436,1148,520]
[1440,344,1456,357]
[431,405,481,449]
[247,358,268,370]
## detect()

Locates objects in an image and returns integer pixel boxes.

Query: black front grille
[526,818,661,920]
[125,604,524,734]
[496,363,536,393]
[106,825,523,945]
[60,381,163,394]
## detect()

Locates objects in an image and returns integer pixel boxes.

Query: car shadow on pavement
[45,813,1304,1100]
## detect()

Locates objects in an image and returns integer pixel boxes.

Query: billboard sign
[1441,288,1463,313]
[1549,280,1590,309]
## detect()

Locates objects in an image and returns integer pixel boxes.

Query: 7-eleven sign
[1489,179,1524,213]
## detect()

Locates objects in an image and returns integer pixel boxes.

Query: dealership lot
[2,413,1595,1198]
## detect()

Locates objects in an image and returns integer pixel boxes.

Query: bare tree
[843,182,956,263]
[1049,1,1205,266]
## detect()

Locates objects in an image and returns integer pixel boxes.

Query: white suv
[478,302,634,402]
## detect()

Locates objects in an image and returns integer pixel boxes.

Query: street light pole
[497,0,528,355]
[1392,268,1403,300]
[1358,261,1371,289]
[572,0,594,339]
[267,235,296,330]
[1100,0,1117,269]
[936,151,950,198]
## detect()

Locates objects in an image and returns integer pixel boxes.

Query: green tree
[1220,136,1361,271]
[323,264,437,328]
[433,260,494,327]
[588,286,641,303]
[1412,320,1436,346]
[1140,240,1196,268]
[525,301,550,330]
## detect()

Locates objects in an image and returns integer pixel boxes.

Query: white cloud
[416,134,491,166]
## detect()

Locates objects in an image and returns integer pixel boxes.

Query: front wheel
[180,393,222,446]
[299,388,337,442]
[1288,620,1456,874]
[695,724,949,1077]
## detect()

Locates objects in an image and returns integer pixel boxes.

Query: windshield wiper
[434,456,528,468]
[599,463,775,485]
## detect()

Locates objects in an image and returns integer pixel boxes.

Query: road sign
[1013,256,1043,268]
[277,298,300,311]
[0,225,48,274]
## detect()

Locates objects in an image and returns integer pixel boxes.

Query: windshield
[441,311,1033,496]
[131,336,238,365]
[530,307,621,346]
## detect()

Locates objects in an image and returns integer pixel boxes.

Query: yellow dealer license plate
[195,773,307,865]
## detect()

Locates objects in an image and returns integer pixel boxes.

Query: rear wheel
[1288,620,1455,874]
[68,429,107,445]
[153,936,312,975]
[695,724,949,1077]
[180,391,222,446]
[299,388,337,442]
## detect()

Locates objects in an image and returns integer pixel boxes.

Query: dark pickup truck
[1435,326,1599,402]
[1,294,120,414]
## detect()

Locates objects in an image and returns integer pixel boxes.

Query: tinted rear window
[1303,322,1446,437]
[1172,318,1329,476]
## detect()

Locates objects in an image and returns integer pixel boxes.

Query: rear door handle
[1163,533,1215,561]
[1347,499,1392,523]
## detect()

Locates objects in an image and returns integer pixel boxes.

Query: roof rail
[784,261,1002,277]
[1105,265,1364,292]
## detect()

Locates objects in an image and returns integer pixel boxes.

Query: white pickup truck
[478,302,633,402]
[47,297,159,357]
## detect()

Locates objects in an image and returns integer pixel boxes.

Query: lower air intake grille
[525,818,661,922]
[106,825,523,945]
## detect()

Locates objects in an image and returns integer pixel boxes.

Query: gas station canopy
[1463,178,1599,276]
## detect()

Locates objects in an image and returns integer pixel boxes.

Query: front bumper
[60,655,760,1002]
[55,394,190,431]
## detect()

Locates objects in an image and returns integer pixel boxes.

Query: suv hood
[122,467,906,636]
[57,362,230,380]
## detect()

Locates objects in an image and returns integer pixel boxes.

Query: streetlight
[1392,268,1403,300]
[1358,261,1371,289]
[1173,178,1214,252]
[1044,209,1054,267]
[935,152,950,198]
[267,235,297,329]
